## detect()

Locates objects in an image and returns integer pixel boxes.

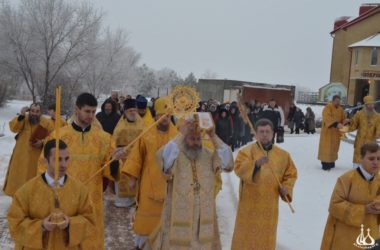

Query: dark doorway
[354,79,369,104]
[374,80,380,112]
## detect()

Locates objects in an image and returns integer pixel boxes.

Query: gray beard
[29,115,40,125]
[184,144,202,160]
[125,114,136,122]
[365,108,374,116]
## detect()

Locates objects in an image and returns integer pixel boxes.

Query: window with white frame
[355,48,359,65]
[371,47,378,65]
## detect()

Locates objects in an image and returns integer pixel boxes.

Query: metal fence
[297,92,319,104]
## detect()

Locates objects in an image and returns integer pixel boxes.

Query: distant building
[197,79,295,103]
[328,3,380,105]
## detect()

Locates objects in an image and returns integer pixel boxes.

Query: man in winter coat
[216,108,233,148]
[260,99,283,143]
[305,107,316,134]
[287,103,296,134]
[230,103,244,150]
[293,108,305,134]
[96,99,121,135]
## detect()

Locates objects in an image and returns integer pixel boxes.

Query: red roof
[331,5,380,34]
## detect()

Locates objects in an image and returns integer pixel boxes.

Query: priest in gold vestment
[122,97,177,249]
[348,95,380,167]
[232,118,297,250]
[112,98,145,207]
[318,95,348,170]
[45,103,68,131]
[321,142,380,250]
[8,139,95,250]
[3,103,52,196]
[149,114,234,249]
[136,95,154,126]
[38,93,125,250]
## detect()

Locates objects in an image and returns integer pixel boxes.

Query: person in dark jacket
[216,108,233,150]
[293,108,305,134]
[260,99,282,143]
[96,99,121,135]
[110,91,121,113]
[287,103,296,134]
[197,101,207,112]
[230,103,244,150]
[243,105,253,145]
[304,107,316,134]
[208,101,220,122]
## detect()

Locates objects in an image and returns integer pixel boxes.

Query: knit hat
[136,96,148,109]
[124,99,137,110]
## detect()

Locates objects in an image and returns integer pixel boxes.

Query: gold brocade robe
[349,109,380,163]
[67,115,102,129]
[3,115,52,196]
[150,135,233,249]
[321,169,380,250]
[231,143,297,250]
[122,124,177,235]
[7,175,96,250]
[37,124,113,250]
[318,103,346,163]
[44,116,68,132]
[203,138,223,196]
[112,115,145,197]
[141,109,155,126]
[175,121,222,196]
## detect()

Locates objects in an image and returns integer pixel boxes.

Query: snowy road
[0,100,356,249]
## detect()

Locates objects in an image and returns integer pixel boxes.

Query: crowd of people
[1,89,380,250]
[197,98,317,152]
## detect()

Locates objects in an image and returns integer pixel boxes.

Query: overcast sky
[91,0,375,90]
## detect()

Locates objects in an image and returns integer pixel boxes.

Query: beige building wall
[330,13,380,104]
[349,47,380,104]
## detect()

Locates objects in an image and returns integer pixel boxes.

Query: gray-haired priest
[149,114,234,249]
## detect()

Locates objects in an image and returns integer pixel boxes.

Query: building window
[355,48,359,65]
[371,47,378,65]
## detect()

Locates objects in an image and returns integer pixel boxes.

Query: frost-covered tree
[183,72,197,87]
[0,0,102,106]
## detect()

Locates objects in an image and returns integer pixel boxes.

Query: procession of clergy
[2,89,380,250]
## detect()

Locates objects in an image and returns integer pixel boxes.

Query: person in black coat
[293,107,305,134]
[96,99,121,135]
[230,103,244,149]
[216,108,233,149]
[287,103,296,134]
[260,99,282,143]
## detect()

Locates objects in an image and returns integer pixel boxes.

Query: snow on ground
[0,100,29,216]
[0,100,358,249]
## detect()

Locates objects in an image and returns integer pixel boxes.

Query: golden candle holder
[49,207,66,226]
[339,126,349,140]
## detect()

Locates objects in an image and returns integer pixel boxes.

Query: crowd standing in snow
[1,90,380,249]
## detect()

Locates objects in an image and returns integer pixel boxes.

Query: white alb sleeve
[216,143,233,170]
[162,140,180,173]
